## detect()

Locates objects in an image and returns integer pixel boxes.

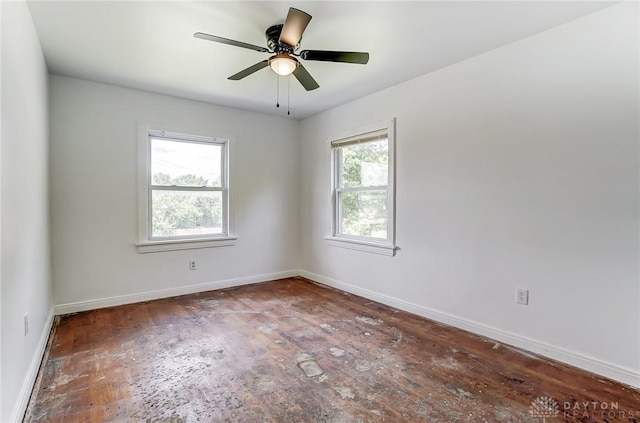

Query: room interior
[1,1,639,421]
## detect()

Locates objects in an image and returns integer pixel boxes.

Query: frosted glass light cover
[269,55,297,76]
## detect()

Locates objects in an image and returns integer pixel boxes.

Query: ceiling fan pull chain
[276,75,280,108]
[287,76,291,116]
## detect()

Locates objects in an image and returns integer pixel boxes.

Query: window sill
[324,236,397,256]
[136,236,238,253]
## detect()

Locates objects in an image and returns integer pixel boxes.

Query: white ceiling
[27,1,613,119]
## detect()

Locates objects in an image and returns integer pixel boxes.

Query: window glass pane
[151,190,223,238]
[151,138,222,187]
[339,189,387,238]
[340,139,388,188]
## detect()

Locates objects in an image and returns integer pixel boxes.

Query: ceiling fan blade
[228,60,269,80]
[293,63,319,91]
[300,50,369,64]
[194,32,269,53]
[279,8,312,47]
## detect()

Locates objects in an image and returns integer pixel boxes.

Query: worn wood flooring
[26,277,639,422]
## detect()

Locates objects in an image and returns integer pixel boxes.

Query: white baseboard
[54,270,299,315]
[51,268,640,389]
[10,309,55,423]
[299,270,640,389]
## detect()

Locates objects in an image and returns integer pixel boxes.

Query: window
[328,119,397,256]
[137,124,235,253]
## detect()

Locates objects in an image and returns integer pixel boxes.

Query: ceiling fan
[194,7,370,91]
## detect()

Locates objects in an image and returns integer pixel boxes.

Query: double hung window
[137,125,234,252]
[329,119,396,255]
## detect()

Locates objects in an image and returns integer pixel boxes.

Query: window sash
[332,134,391,242]
[146,133,229,241]
[333,137,389,191]
[336,187,389,240]
[149,136,225,188]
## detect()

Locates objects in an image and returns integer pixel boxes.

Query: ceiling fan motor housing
[266,24,300,53]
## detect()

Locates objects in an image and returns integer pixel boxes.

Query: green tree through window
[339,140,388,238]
[151,173,223,238]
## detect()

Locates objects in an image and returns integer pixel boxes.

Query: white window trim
[137,237,237,254]
[136,122,236,253]
[327,118,397,256]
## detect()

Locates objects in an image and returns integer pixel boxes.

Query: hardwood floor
[26,278,639,422]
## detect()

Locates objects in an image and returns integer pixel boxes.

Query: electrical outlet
[516,289,529,305]
[189,260,196,270]
[24,313,29,336]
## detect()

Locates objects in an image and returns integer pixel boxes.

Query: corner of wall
[294,118,304,271]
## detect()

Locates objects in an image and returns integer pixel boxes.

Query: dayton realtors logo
[530,396,636,421]
[563,400,635,419]
[530,397,559,422]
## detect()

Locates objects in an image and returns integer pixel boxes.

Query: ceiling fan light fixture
[269,53,298,76]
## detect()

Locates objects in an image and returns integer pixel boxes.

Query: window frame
[136,123,236,253]
[326,118,397,256]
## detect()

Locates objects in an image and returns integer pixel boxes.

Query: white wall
[299,3,639,387]
[50,76,300,309]
[11,3,637,414]
[1,1,53,421]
